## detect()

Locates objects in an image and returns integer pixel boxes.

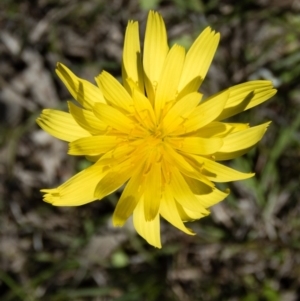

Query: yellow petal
[213,147,253,161]
[122,20,144,93]
[97,143,136,166]
[197,122,249,138]
[184,176,229,207]
[226,123,250,133]
[169,166,209,214]
[155,44,185,120]
[133,197,161,248]
[143,11,169,103]
[144,160,162,221]
[196,189,228,208]
[217,81,277,120]
[160,186,195,235]
[178,27,220,92]
[167,136,223,155]
[94,160,134,200]
[68,101,107,135]
[36,109,90,142]
[68,136,120,156]
[217,122,270,153]
[162,92,201,135]
[132,88,156,130]
[163,143,214,187]
[187,155,254,182]
[41,163,106,206]
[93,103,135,134]
[113,166,145,226]
[176,201,208,222]
[183,89,229,133]
[176,76,202,101]
[56,63,105,110]
[95,71,134,113]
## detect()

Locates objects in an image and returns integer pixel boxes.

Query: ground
[0,0,300,300]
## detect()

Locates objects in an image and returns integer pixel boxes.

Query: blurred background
[0,0,300,300]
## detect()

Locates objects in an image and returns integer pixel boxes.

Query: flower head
[37,11,276,248]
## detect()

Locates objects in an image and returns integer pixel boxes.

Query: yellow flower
[37,11,276,248]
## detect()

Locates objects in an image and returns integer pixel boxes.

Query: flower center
[147,129,163,146]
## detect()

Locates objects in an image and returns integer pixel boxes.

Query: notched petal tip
[40,188,59,205]
[56,62,106,109]
[143,9,169,102]
[178,25,220,92]
[36,109,91,142]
